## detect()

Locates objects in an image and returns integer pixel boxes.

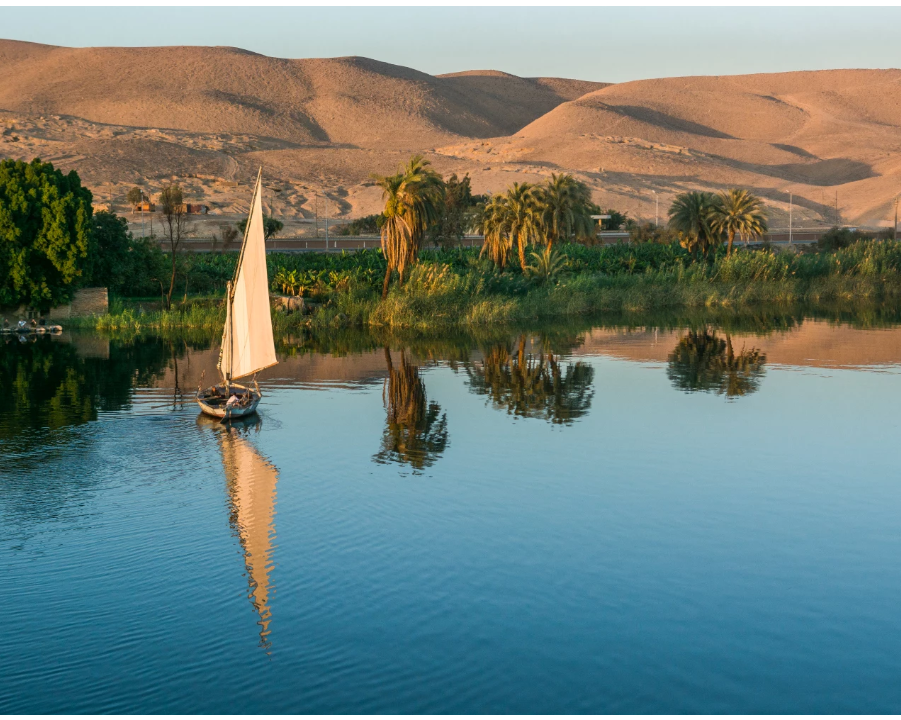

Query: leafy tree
[158,184,192,309]
[338,213,384,236]
[429,173,476,248]
[88,211,133,292]
[709,188,768,255]
[536,173,594,249]
[475,194,514,269]
[668,191,720,259]
[505,182,543,271]
[373,154,445,298]
[238,215,284,241]
[126,186,144,209]
[600,208,628,231]
[818,226,858,251]
[0,158,93,312]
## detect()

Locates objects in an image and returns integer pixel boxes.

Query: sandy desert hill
[1,38,900,233]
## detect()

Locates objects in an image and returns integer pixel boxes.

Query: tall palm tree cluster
[475,174,595,271]
[373,155,445,297]
[668,189,768,258]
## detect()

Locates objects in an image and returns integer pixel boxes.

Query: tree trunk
[517,234,527,272]
[381,264,392,300]
[727,230,735,256]
[166,249,176,310]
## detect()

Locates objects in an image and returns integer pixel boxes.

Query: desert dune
[2,39,900,231]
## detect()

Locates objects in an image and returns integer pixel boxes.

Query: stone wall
[46,287,109,320]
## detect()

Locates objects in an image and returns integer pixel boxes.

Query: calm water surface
[2,316,901,713]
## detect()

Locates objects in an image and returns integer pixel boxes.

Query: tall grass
[73,240,901,333]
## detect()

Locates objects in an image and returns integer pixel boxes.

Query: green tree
[475,194,513,269]
[373,154,445,298]
[88,211,133,292]
[0,158,93,312]
[238,215,284,241]
[429,173,475,248]
[158,184,192,309]
[709,188,768,255]
[537,173,594,249]
[668,191,720,259]
[505,182,543,271]
[126,186,144,209]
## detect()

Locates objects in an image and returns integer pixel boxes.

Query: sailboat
[196,169,278,420]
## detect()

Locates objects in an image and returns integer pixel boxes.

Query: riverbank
[66,241,901,333]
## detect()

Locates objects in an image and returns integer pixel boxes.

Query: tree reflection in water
[667,329,767,398]
[466,334,594,425]
[373,348,448,471]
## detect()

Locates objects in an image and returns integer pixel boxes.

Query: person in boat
[30,319,37,330]
[2,318,8,331]
[17,319,27,330]
[39,317,46,327]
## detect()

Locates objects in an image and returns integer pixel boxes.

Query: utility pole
[835,191,839,226]
[141,190,145,239]
[325,196,329,249]
[894,198,898,241]
[652,190,659,227]
[789,191,793,245]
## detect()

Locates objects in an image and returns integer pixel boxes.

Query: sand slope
[2,39,901,228]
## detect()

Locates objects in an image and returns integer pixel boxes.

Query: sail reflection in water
[200,416,279,649]
[466,335,594,424]
[374,348,448,471]
[667,329,767,398]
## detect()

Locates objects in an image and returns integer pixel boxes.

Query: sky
[3,6,901,83]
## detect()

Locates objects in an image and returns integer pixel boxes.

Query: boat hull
[196,383,262,420]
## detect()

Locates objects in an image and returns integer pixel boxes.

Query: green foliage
[526,246,569,284]
[88,211,132,292]
[373,154,445,297]
[126,187,144,207]
[628,222,683,244]
[337,213,384,236]
[668,191,720,259]
[599,208,628,231]
[0,158,93,311]
[535,173,594,247]
[428,173,477,248]
[818,226,857,251]
[709,188,768,255]
[238,214,284,241]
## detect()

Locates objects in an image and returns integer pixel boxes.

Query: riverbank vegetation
[5,157,901,332]
[66,239,901,333]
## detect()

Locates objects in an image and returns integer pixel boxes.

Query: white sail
[221,170,278,380]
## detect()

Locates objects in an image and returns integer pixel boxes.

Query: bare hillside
[2,39,901,229]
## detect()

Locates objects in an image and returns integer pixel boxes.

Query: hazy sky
[3,6,900,83]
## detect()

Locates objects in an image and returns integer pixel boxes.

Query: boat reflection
[373,347,448,471]
[465,334,595,425]
[666,329,767,398]
[199,415,278,650]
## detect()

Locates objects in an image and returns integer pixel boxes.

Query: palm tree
[373,155,445,298]
[668,191,720,259]
[475,194,513,269]
[709,188,768,255]
[537,173,594,250]
[506,183,542,271]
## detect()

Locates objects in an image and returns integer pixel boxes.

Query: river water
[2,314,901,712]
